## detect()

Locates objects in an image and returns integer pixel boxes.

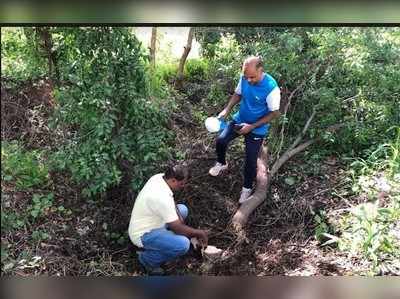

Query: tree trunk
[35,27,59,84]
[175,27,194,89]
[231,145,271,229]
[150,27,157,68]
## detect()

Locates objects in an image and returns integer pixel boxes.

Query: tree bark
[150,27,157,68]
[232,145,270,229]
[175,27,194,89]
[35,27,59,83]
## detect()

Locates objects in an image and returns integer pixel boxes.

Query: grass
[323,127,400,275]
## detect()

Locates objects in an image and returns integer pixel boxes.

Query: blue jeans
[138,204,190,269]
[216,121,264,189]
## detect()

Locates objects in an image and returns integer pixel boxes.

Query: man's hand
[217,109,228,120]
[217,93,241,120]
[196,229,208,247]
[168,221,209,247]
[238,123,255,135]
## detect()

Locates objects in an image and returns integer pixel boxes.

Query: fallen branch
[232,140,314,229]
[232,117,345,229]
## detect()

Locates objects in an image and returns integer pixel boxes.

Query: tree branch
[276,82,306,159]
[232,120,345,228]
[270,139,315,177]
[288,107,316,152]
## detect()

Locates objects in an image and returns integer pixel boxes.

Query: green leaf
[284,177,296,186]
[3,175,13,181]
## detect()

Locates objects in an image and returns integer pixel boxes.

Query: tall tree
[149,27,157,68]
[175,27,194,89]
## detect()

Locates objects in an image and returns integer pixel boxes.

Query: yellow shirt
[128,173,178,247]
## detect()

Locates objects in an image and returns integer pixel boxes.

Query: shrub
[50,27,173,196]
[1,141,49,190]
[156,62,178,84]
[327,131,400,274]
[1,27,47,83]
[184,58,210,82]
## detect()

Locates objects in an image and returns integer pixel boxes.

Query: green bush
[206,83,226,107]
[1,141,49,190]
[156,62,178,83]
[1,209,25,234]
[1,27,47,82]
[50,27,173,196]
[184,58,210,82]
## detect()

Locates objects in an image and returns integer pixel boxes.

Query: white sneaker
[238,187,252,204]
[208,162,228,176]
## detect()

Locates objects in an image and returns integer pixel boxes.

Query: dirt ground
[1,78,361,276]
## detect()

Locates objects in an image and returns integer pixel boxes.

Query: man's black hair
[164,163,189,181]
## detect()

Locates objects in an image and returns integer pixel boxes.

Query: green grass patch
[1,141,49,190]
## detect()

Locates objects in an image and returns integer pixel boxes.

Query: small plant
[1,209,26,233]
[105,231,128,246]
[191,109,208,124]
[333,133,400,274]
[1,141,49,190]
[32,230,50,242]
[311,209,338,246]
[337,200,400,273]
[27,193,54,219]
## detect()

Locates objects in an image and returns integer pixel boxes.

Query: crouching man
[128,163,208,275]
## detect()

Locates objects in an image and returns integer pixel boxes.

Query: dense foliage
[48,27,174,196]
[195,27,399,274]
[1,26,399,275]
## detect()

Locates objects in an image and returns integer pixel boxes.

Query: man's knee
[172,236,190,256]
[216,135,228,148]
[245,152,258,167]
[176,204,188,220]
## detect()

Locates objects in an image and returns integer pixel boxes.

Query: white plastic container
[205,117,226,133]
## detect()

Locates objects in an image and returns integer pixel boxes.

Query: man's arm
[175,205,184,223]
[251,110,281,129]
[218,93,241,119]
[239,110,281,135]
[168,220,208,246]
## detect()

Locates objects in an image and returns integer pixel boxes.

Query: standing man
[128,163,208,275]
[209,56,281,203]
